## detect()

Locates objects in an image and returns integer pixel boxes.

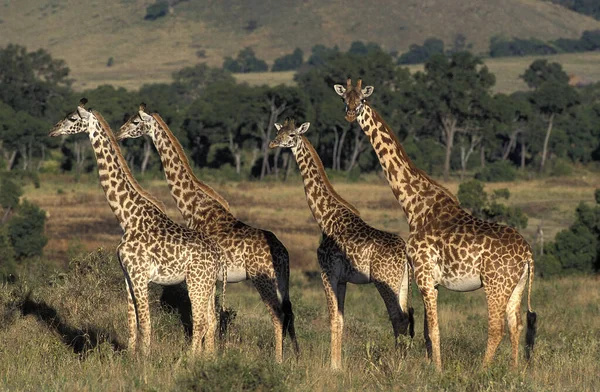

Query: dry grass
[1,1,600,91]
[26,169,600,269]
[1,247,599,391]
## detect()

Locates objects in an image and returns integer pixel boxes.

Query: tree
[172,63,235,102]
[272,48,303,72]
[223,47,268,73]
[398,38,445,64]
[414,52,495,180]
[0,175,22,223]
[7,199,47,259]
[521,60,579,172]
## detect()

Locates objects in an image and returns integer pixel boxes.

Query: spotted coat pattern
[117,109,297,362]
[335,80,535,371]
[48,102,220,356]
[269,120,412,370]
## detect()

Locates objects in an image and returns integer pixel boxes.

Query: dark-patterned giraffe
[334,79,537,371]
[117,105,298,362]
[269,119,413,370]
[49,99,221,356]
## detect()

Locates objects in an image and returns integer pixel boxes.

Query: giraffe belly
[441,274,482,292]
[217,265,248,283]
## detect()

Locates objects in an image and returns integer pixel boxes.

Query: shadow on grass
[18,294,125,357]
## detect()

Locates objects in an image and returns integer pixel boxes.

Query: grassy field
[24,169,600,268]
[2,0,600,91]
[1,171,599,390]
[1,247,599,391]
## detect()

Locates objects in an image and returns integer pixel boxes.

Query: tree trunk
[228,132,242,174]
[336,127,348,171]
[6,150,17,171]
[346,127,366,172]
[480,145,485,168]
[441,115,457,181]
[459,134,481,180]
[502,129,521,160]
[539,113,555,172]
[37,144,46,171]
[332,127,339,170]
[141,139,152,174]
[283,153,292,182]
[273,147,282,178]
[260,98,286,180]
[19,145,28,171]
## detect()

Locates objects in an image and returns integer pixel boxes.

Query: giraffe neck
[88,112,163,231]
[292,136,360,236]
[357,104,458,231]
[148,114,231,229]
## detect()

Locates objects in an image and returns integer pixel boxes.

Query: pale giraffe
[269,119,414,370]
[117,104,298,362]
[49,99,221,356]
[334,79,537,371]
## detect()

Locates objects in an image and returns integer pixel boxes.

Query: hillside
[1,0,599,90]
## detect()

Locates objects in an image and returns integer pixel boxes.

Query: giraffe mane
[301,136,361,216]
[92,111,167,214]
[151,113,231,212]
[367,104,459,204]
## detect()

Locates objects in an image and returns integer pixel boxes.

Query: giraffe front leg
[321,270,342,370]
[123,276,138,355]
[129,280,151,355]
[421,286,441,371]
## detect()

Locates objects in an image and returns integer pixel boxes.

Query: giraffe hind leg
[506,268,528,368]
[483,283,512,368]
[250,274,285,363]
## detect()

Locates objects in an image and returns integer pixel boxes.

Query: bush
[175,351,287,391]
[537,254,562,277]
[551,223,597,272]
[0,176,22,213]
[550,158,573,177]
[475,160,517,182]
[457,180,487,215]
[0,226,16,277]
[7,200,47,259]
[272,48,303,72]
[398,38,445,64]
[223,47,268,73]
[489,36,558,57]
[145,1,169,21]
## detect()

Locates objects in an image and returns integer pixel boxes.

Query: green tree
[398,38,445,64]
[457,180,487,216]
[7,199,47,259]
[0,175,22,223]
[414,52,495,180]
[272,48,303,72]
[521,61,579,172]
[172,63,234,102]
[223,47,268,73]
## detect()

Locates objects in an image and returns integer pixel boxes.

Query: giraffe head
[116,103,154,141]
[48,98,93,137]
[333,78,374,122]
[269,118,310,149]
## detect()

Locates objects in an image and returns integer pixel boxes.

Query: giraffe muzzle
[48,128,61,137]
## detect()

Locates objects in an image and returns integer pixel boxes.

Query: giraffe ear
[76,105,91,119]
[333,84,346,96]
[295,122,310,135]
[362,86,374,97]
[274,123,283,131]
[139,110,152,121]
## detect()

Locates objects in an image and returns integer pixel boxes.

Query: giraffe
[269,119,414,370]
[48,99,221,356]
[116,104,298,363]
[334,79,537,371]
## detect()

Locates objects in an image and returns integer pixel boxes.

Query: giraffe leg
[129,278,151,355]
[250,274,284,363]
[373,279,407,343]
[123,276,138,355]
[506,269,528,369]
[336,281,347,364]
[420,285,441,371]
[483,284,511,367]
[321,269,342,370]
[187,263,217,356]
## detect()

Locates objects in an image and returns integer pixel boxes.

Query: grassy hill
[1,0,600,91]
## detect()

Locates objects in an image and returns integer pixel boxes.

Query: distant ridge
[1,0,599,90]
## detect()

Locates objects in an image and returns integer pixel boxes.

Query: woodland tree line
[1,43,599,183]
[1,43,600,275]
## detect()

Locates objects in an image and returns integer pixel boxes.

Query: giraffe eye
[68,117,77,121]
[133,120,139,125]
[361,99,366,103]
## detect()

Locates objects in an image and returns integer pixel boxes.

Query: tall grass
[1,247,599,391]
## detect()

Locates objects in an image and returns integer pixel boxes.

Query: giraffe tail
[219,261,231,339]
[525,257,537,361]
[282,298,300,359]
